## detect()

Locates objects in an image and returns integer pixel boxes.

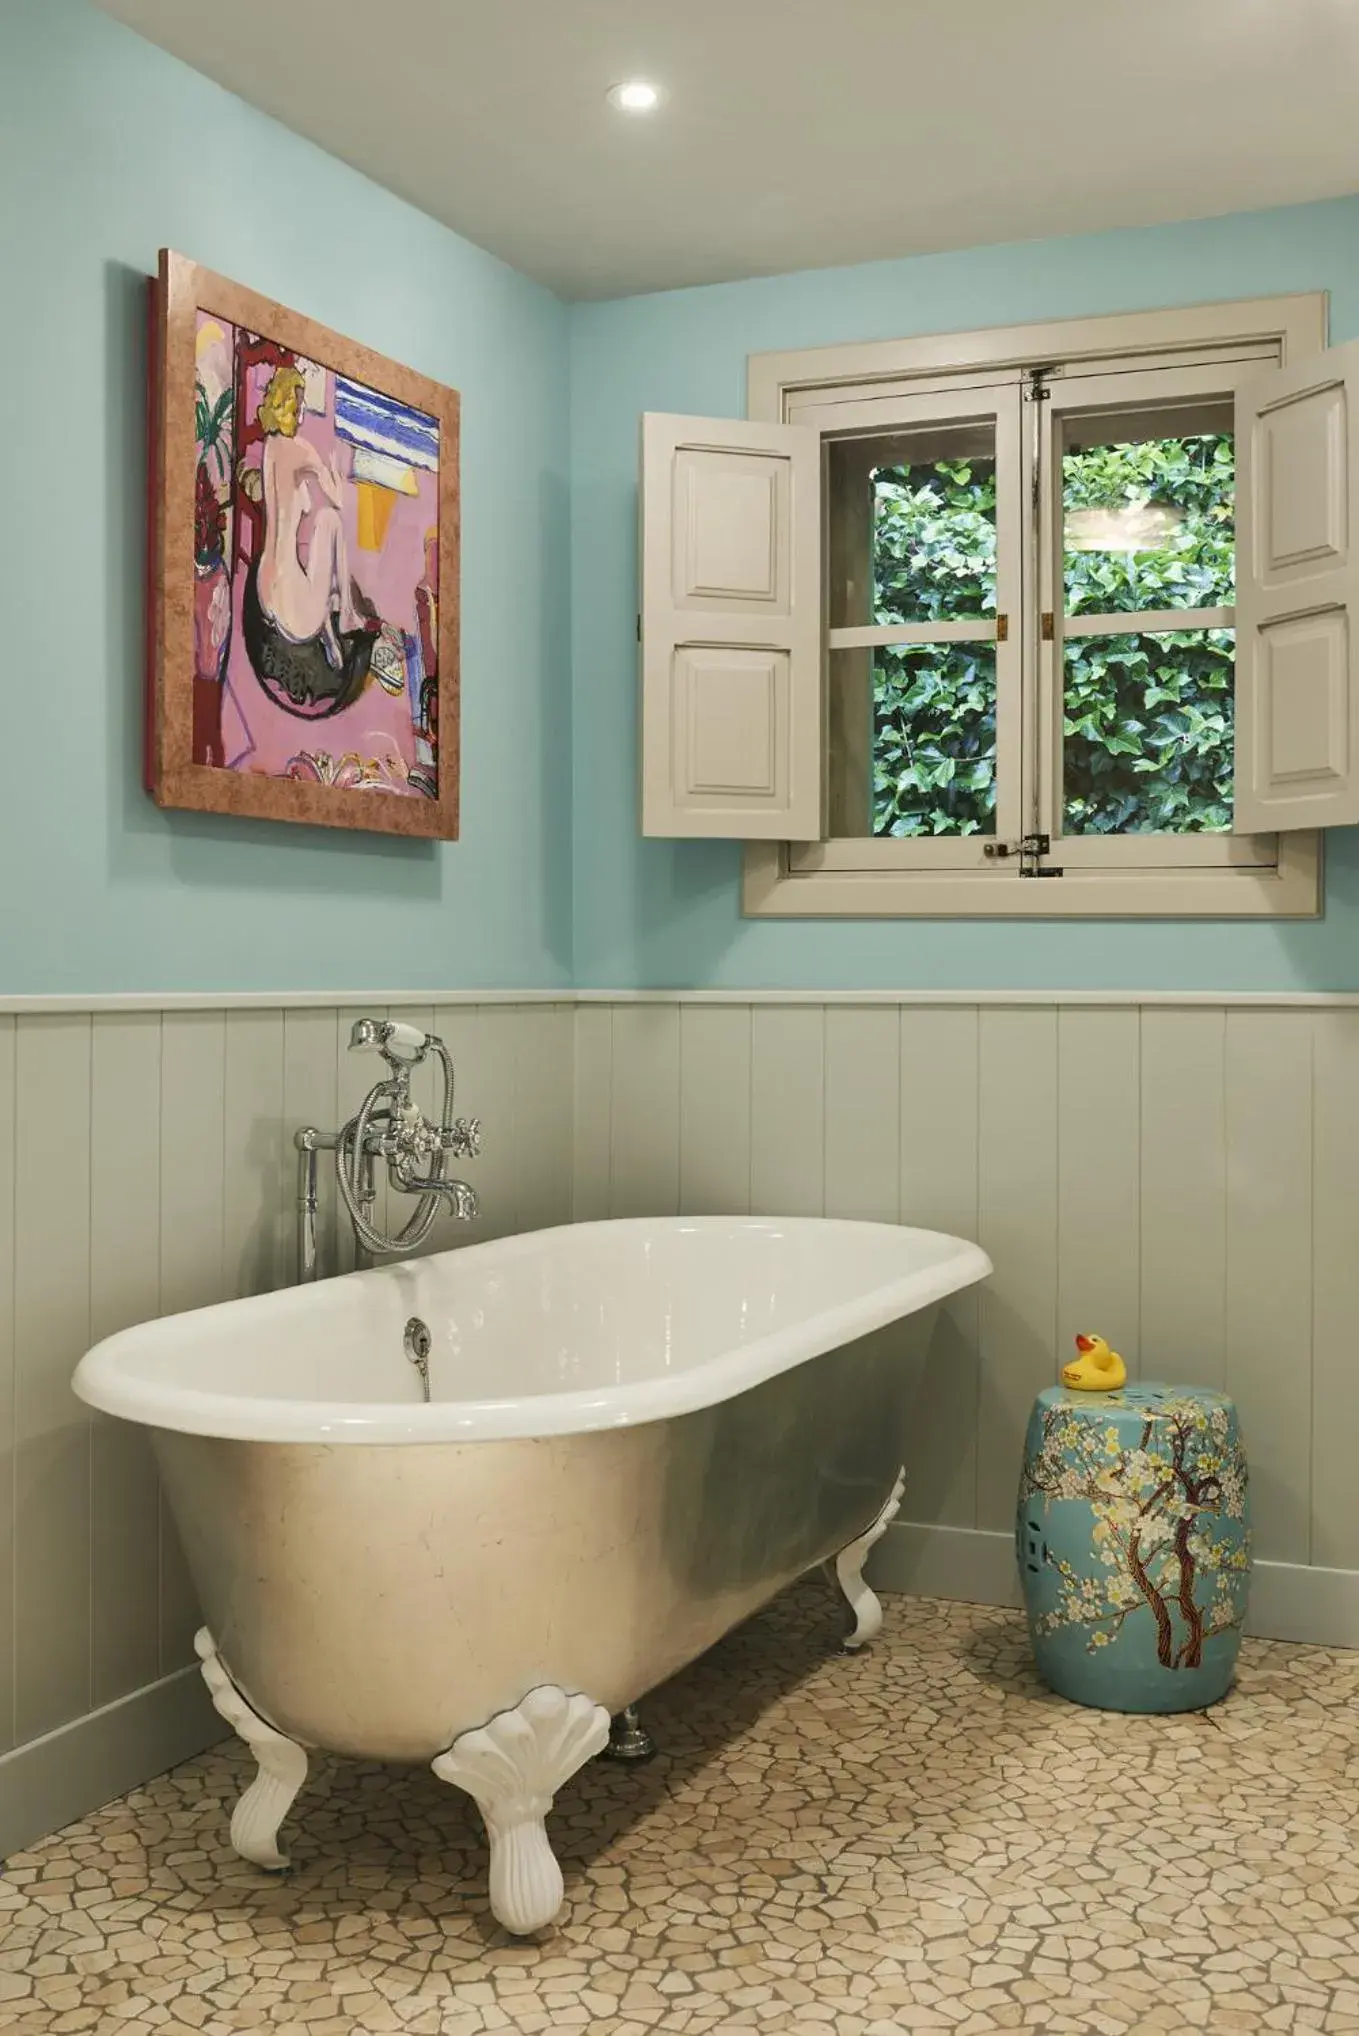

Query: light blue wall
[0,0,572,994]
[10,2,1359,997]
[570,198,1359,989]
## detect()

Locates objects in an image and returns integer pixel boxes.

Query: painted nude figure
[243,364,378,716]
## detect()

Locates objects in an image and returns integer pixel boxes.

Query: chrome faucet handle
[445,1116,483,1161]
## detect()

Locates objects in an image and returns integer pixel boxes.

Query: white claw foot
[433,1685,610,1935]
[833,1467,906,1651]
[194,1628,308,1870]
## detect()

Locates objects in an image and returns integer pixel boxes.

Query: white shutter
[640,412,823,839]
[1236,341,1359,832]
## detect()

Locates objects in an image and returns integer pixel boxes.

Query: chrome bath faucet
[294,1018,481,1281]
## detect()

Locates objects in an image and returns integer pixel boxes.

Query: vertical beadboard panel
[678,1006,752,1215]
[1057,1009,1142,1378]
[1312,1010,1359,1570]
[89,1015,162,1706]
[1140,1009,1227,1388]
[14,1016,92,1742]
[223,1010,286,1299]
[0,1017,15,1754]
[159,1012,227,1314]
[609,1005,681,1217]
[824,1008,900,1220]
[572,1006,613,1221]
[158,1010,226,1670]
[750,1006,825,1218]
[512,1005,574,1233]
[899,1008,980,1529]
[976,1008,1058,1533]
[283,1007,340,1286]
[1225,1011,1313,1565]
[822,1008,901,1541]
[462,1006,520,1243]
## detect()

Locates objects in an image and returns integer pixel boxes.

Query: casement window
[638,296,1358,917]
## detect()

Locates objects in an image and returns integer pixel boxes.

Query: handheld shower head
[348,1018,430,1063]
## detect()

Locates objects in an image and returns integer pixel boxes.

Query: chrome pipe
[294,1126,339,1285]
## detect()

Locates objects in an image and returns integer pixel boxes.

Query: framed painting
[146,249,459,838]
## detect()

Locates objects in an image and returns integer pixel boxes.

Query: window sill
[742,835,1322,918]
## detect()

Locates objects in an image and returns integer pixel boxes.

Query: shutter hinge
[995,612,1009,643]
[636,614,642,643]
[984,832,1065,878]
[1041,611,1055,641]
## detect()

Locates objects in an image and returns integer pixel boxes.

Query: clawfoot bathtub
[74,1216,990,1933]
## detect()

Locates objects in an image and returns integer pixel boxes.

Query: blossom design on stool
[1020,1394,1250,1667]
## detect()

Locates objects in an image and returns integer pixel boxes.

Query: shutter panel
[640,412,823,839]
[1236,341,1359,833]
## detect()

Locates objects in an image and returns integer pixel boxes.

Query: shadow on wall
[102,258,441,906]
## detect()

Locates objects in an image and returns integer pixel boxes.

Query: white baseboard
[870,1521,1359,1652]
[0,1667,222,1860]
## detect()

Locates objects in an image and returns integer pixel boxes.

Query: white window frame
[742,295,1327,920]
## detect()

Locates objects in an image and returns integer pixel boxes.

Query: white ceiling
[95,0,1359,301]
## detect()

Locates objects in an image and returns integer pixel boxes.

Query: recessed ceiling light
[607,80,664,114]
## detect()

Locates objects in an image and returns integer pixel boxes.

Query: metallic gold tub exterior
[152,1315,931,1763]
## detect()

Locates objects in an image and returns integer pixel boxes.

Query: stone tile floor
[3,1585,1359,2034]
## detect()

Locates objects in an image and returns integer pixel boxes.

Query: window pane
[1063,420,1234,617]
[828,424,997,629]
[1063,629,1234,836]
[829,643,997,838]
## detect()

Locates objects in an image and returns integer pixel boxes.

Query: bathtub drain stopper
[404,1317,432,1402]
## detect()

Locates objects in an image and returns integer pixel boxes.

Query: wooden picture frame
[146,249,459,839]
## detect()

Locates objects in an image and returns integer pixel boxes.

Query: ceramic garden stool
[1016,1383,1252,1714]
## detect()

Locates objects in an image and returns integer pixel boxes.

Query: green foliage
[874,642,996,837]
[1063,434,1234,615]
[1062,434,1234,836]
[1063,629,1233,836]
[871,457,997,837]
[195,381,234,481]
[869,434,1235,838]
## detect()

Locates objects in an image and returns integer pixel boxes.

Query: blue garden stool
[1016,1383,1252,1713]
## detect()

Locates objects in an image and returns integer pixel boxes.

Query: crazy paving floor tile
[3,1587,1359,2034]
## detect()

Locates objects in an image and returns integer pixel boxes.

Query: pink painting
[191,311,440,799]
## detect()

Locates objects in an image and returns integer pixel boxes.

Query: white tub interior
[74,1216,991,1444]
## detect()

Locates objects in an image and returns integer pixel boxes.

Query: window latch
[984,832,1065,878]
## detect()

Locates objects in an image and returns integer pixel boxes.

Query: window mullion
[1022,371,1061,851]
[824,441,875,839]
[1064,605,1235,638]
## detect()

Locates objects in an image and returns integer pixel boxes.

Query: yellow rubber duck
[1061,1332,1127,1392]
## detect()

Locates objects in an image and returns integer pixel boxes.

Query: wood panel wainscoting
[574,994,1359,1655]
[2,986,1358,1854]
[0,997,574,1857]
